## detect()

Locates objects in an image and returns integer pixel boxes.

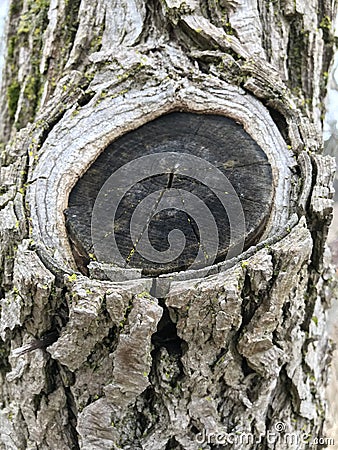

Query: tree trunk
[0,0,336,449]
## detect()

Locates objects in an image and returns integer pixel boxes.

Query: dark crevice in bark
[193,54,248,94]
[134,2,151,46]
[241,357,256,377]
[200,0,212,22]
[87,325,119,374]
[46,286,71,344]
[257,0,272,60]
[1,245,19,291]
[152,299,183,357]
[15,152,30,241]
[165,437,184,449]
[239,272,260,327]
[33,392,43,415]
[38,108,68,149]
[64,385,81,450]
[60,0,82,65]
[281,298,292,329]
[193,58,212,76]
[13,330,59,356]
[264,103,290,146]
[45,356,60,393]
[130,300,187,442]
[300,272,320,334]
[46,360,80,449]
[210,346,227,371]
[246,375,266,404]
[286,17,310,101]
[119,295,134,332]
[135,386,167,444]
[10,286,68,358]
[0,337,11,375]
[65,216,90,276]
[10,285,70,356]
[140,0,170,45]
[269,249,284,285]
[27,358,69,442]
[92,326,118,354]
[77,89,96,108]
[307,156,332,272]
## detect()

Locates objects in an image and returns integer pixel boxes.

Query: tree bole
[0,0,336,449]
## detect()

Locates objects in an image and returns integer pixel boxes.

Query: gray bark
[0,0,337,449]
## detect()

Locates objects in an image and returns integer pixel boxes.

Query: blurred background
[0,1,8,84]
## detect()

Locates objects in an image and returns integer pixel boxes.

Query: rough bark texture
[0,0,337,449]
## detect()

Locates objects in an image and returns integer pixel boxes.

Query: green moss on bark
[9,0,24,16]
[6,0,50,130]
[7,80,20,120]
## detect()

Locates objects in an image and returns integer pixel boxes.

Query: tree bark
[0,0,336,449]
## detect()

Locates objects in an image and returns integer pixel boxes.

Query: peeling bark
[0,0,336,449]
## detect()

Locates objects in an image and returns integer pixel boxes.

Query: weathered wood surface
[66,112,273,275]
[0,0,336,449]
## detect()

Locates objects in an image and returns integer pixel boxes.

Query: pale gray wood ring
[27,76,295,276]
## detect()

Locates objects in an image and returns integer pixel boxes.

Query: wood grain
[65,112,273,275]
